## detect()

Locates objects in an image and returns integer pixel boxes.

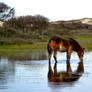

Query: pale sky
[1,0,92,21]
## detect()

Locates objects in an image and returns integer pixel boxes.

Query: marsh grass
[75,35,92,41]
[73,35,92,51]
[0,44,47,56]
[0,34,92,57]
[81,44,92,51]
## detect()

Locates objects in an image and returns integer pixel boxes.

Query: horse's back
[48,36,82,51]
[48,36,62,44]
[48,36,70,52]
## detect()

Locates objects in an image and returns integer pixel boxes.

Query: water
[0,51,92,92]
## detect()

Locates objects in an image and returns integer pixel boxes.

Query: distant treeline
[0,15,50,44]
[5,15,49,31]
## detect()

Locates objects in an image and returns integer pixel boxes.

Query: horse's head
[77,48,85,61]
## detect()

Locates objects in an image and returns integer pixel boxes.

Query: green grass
[0,44,47,56]
[74,35,92,41]
[0,34,92,57]
[74,35,92,51]
[81,43,92,51]
[81,44,92,51]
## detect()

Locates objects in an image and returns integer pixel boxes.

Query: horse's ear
[83,48,85,50]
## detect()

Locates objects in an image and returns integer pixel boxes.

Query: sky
[0,0,92,21]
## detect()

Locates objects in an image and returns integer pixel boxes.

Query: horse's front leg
[67,47,72,62]
[67,53,71,62]
[47,45,52,64]
[54,50,58,63]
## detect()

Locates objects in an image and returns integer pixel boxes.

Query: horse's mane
[69,38,82,50]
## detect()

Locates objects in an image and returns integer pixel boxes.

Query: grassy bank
[0,38,91,56]
[0,42,91,61]
[74,35,92,51]
[0,44,47,56]
[0,34,92,56]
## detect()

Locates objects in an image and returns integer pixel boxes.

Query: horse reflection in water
[48,60,84,84]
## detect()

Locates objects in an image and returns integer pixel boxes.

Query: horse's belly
[58,50,66,52]
[58,49,67,52]
[59,45,67,52]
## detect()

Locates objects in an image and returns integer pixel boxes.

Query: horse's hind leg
[47,44,52,64]
[54,50,58,63]
[48,53,52,64]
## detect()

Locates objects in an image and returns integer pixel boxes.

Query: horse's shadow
[48,60,84,85]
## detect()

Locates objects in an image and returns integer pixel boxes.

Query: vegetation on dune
[0,15,49,44]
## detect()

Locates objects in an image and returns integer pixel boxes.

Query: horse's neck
[76,46,83,54]
[72,40,82,50]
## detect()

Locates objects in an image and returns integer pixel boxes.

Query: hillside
[51,18,92,35]
[52,18,92,25]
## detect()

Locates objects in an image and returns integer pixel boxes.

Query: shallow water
[0,52,92,92]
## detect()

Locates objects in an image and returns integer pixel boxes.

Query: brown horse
[47,36,84,63]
